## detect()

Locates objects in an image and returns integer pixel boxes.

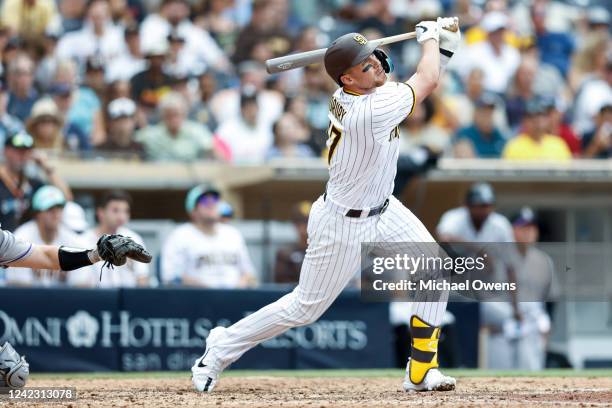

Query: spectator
[273,201,310,284]
[59,0,87,33]
[582,103,612,159]
[0,79,24,147]
[267,113,314,160]
[232,0,292,65]
[140,0,230,71]
[502,99,571,161]
[302,63,335,151]
[398,98,450,155]
[161,184,257,288]
[76,190,149,287]
[0,132,72,231]
[572,47,612,136]
[210,61,284,133]
[96,97,144,158]
[130,41,172,121]
[165,30,199,78]
[0,0,60,42]
[216,87,272,163]
[189,68,219,132]
[193,0,239,53]
[105,24,145,83]
[530,1,575,79]
[53,59,103,145]
[458,11,520,94]
[442,68,508,133]
[56,0,126,69]
[505,57,538,130]
[135,92,214,161]
[544,98,580,157]
[6,185,84,287]
[48,83,90,151]
[454,94,506,158]
[6,54,38,122]
[26,98,66,152]
[34,30,62,92]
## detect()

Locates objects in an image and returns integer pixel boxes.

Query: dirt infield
[4,374,612,407]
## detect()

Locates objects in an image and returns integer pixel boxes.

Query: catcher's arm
[6,235,152,273]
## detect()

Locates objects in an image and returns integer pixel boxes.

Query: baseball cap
[466,182,495,206]
[511,207,537,227]
[475,93,498,109]
[481,12,509,33]
[324,32,377,85]
[5,131,34,149]
[185,183,221,213]
[143,41,169,57]
[86,57,105,72]
[588,7,610,26]
[524,98,548,116]
[108,98,136,119]
[32,185,66,212]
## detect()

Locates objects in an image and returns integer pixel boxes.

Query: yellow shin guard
[408,315,441,384]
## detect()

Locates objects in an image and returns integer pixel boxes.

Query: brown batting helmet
[324,33,377,86]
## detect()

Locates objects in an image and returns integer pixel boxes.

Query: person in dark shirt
[582,103,612,159]
[273,201,310,284]
[130,42,172,123]
[454,94,507,158]
[95,97,144,159]
[0,132,72,231]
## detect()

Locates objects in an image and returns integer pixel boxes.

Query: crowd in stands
[0,0,608,164]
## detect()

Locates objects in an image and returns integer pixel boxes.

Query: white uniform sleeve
[436,209,461,237]
[160,229,190,285]
[371,81,416,142]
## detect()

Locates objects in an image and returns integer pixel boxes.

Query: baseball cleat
[192,327,225,393]
[403,367,456,392]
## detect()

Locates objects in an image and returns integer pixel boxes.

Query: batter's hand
[415,21,439,44]
[437,16,461,57]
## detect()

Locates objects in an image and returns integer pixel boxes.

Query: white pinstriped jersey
[325,81,416,209]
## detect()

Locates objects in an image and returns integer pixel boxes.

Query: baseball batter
[0,226,151,390]
[192,17,462,392]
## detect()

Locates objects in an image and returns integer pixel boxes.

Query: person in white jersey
[161,184,257,288]
[77,190,150,287]
[192,17,462,393]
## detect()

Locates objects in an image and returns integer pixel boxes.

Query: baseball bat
[265,31,417,74]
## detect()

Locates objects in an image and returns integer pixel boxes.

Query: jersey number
[326,122,343,164]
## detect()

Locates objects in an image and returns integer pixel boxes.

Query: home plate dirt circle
[10,375,612,407]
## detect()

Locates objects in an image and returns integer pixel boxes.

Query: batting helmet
[324,33,393,86]
[465,182,495,206]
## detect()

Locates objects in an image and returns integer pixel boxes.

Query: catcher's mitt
[97,234,152,269]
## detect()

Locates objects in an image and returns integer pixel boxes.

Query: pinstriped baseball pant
[212,195,449,367]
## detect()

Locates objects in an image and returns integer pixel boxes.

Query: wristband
[58,246,97,271]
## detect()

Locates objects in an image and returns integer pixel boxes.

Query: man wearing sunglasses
[161,184,256,288]
[192,18,462,393]
[0,131,72,232]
